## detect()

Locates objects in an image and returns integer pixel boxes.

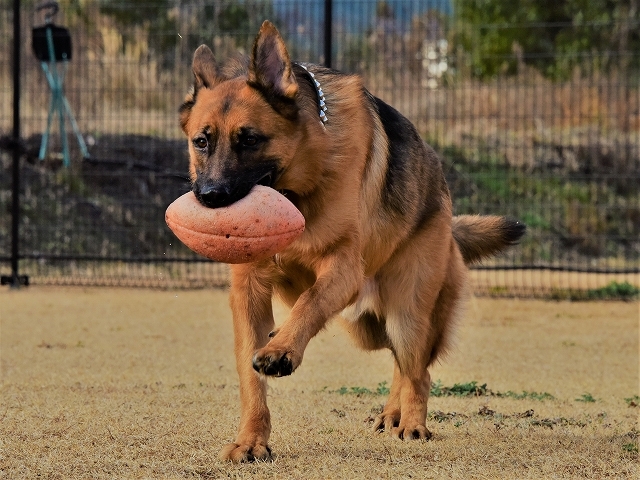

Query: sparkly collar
[296,63,328,125]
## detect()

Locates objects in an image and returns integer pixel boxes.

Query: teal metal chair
[32,1,88,166]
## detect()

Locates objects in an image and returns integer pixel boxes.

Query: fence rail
[1,1,638,298]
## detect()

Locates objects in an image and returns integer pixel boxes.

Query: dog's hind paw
[219,442,273,463]
[373,412,432,440]
[391,424,432,441]
[372,410,400,433]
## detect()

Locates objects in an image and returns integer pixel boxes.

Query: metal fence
[1,0,638,298]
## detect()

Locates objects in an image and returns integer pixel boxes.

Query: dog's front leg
[253,245,362,377]
[220,263,275,462]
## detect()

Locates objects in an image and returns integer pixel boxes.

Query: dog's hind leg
[372,362,404,433]
[374,221,467,440]
[220,263,276,462]
[376,311,434,440]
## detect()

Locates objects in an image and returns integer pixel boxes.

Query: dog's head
[179,21,309,209]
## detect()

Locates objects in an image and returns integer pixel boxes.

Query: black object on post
[32,24,72,61]
[324,0,332,68]
[32,1,72,61]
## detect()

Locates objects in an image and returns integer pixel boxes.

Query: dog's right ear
[180,45,219,132]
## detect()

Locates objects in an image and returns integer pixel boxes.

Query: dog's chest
[341,277,382,321]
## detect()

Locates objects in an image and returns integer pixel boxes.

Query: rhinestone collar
[297,63,328,125]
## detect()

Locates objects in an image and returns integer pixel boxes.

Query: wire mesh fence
[1,0,638,297]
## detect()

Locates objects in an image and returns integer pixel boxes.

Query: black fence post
[324,0,332,68]
[2,0,29,288]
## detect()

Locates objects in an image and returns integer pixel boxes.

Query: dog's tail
[452,215,526,265]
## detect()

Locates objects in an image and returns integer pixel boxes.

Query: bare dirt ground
[1,287,638,479]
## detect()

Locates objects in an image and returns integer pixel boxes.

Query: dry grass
[1,287,638,479]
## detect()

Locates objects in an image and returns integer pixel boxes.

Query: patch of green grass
[488,286,510,295]
[624,395,640,407]
[334,386,373,396]
[498,390,555,401]
[432,382,554,401]
[550,282,639,301]
[585,281,639,300]
[430,380,489,397]
[575,393,597,403]
[330,380,552,402]
[331,382,390,396]
[622,442,638,453]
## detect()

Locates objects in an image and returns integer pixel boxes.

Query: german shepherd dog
[179,21,525,462]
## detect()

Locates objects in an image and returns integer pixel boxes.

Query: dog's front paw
[252,347,299,377]
[219,442,273,463]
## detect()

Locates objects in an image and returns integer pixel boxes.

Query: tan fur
[179,21,524,462]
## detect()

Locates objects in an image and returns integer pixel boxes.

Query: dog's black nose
[194,182,233,208]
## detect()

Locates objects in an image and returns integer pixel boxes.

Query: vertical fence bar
[5,0,27,287]
[10,0,20,285]
[324,0,332,68]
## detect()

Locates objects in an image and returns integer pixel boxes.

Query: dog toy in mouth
[165,185,305,264]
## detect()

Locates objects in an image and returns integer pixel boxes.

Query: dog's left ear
[248,21,298,115]
[192,44,219,91]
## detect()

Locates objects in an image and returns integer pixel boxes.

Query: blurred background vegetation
[453,0,639,79]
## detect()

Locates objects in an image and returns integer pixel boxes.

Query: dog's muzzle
[192,167,278,209]
[193,181,235,209]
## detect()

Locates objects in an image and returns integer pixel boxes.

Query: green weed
[375,381,390,396]
[576,393,597,403]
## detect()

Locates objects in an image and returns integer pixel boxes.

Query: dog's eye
[193,137,208,150]
[242,135,258,147]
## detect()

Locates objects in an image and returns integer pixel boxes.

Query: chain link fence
[1,0,638,297]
